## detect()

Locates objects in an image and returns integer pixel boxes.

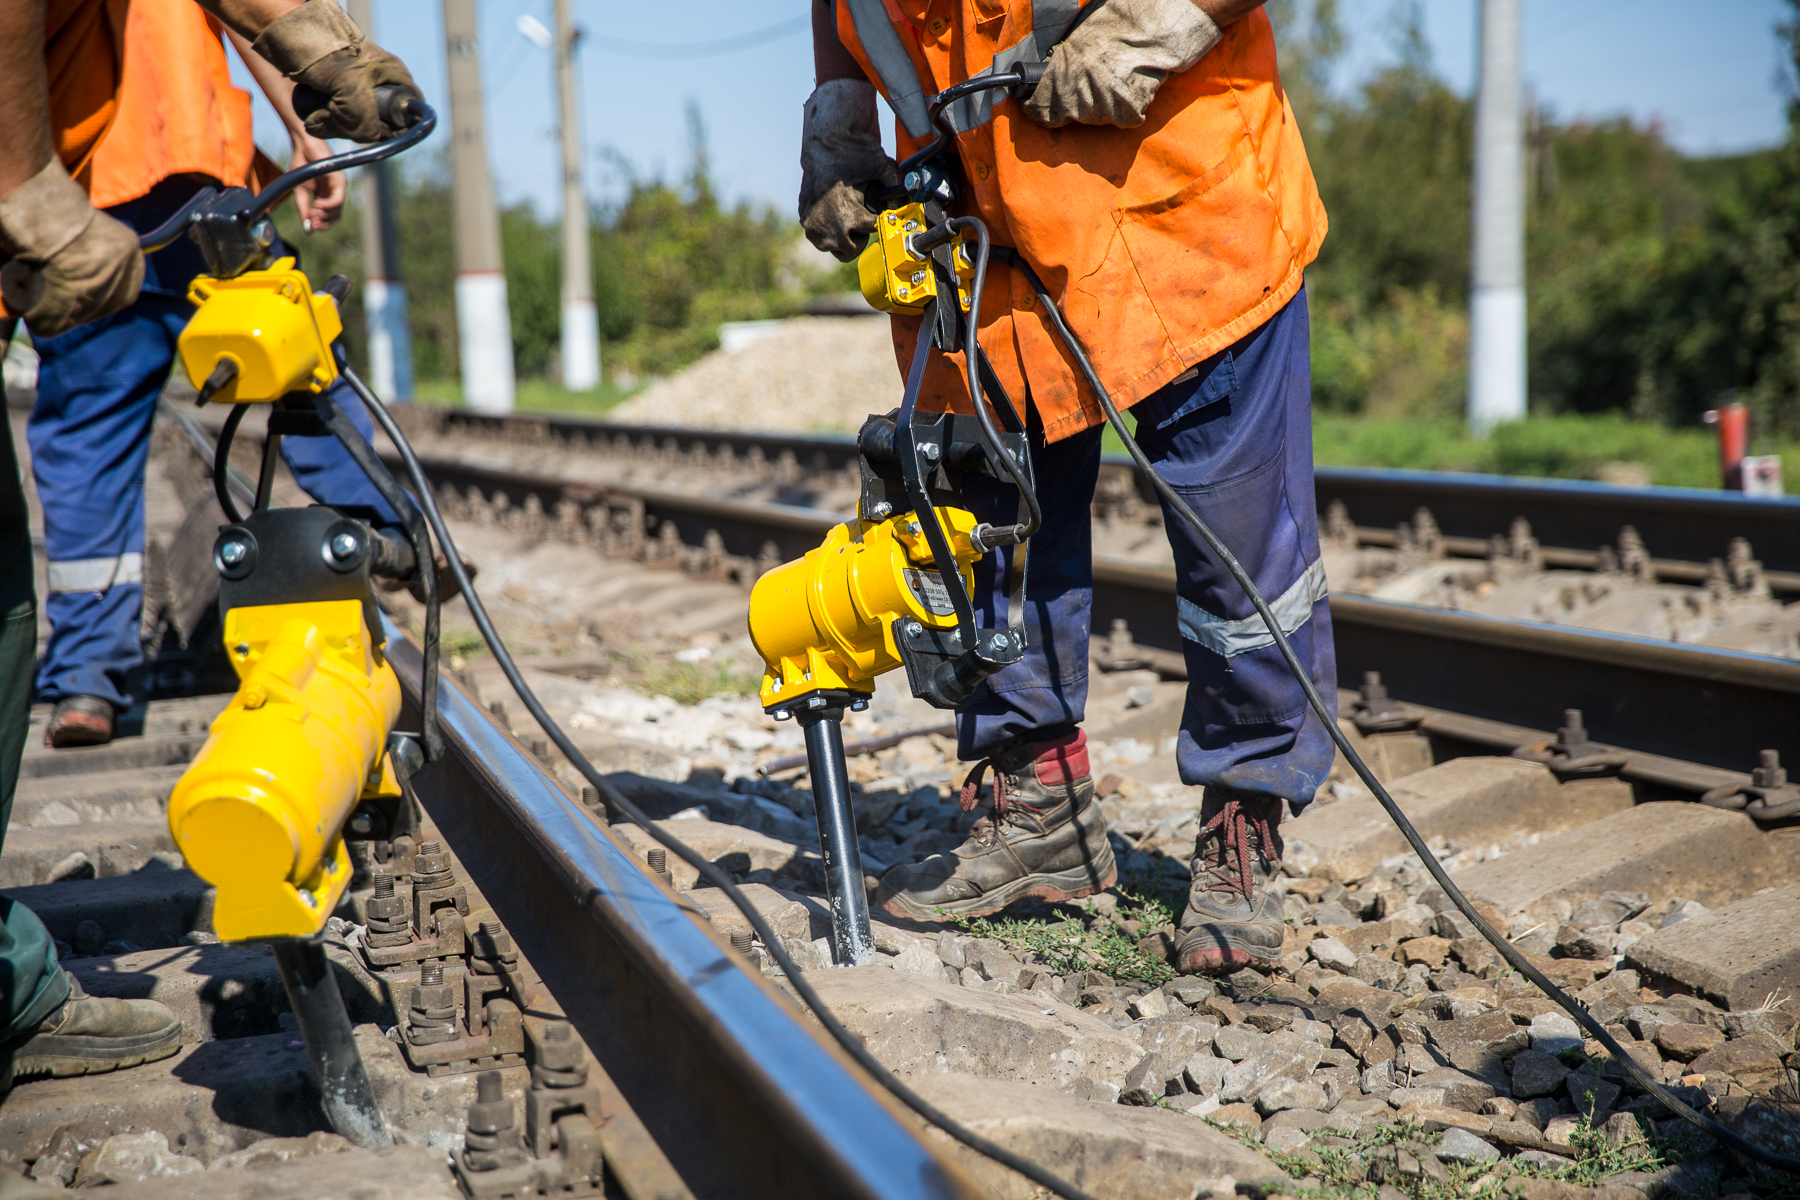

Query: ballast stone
[803,967,1143,1093]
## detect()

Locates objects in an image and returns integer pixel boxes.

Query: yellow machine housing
[857,204,974,315]
[167,599,401,941]
[178,257,342,402]
[750,507,982,707]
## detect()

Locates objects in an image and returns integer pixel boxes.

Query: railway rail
[390,423,1798,781]
[3,405,1799,1197]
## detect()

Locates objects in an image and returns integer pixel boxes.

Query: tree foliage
[274,104,836,389]
[1271,0,1800,436]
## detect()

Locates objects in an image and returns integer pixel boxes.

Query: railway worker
[4,0,422,750]
[0,0,420,1087]
[802,0,1332,974]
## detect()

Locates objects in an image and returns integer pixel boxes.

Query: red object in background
[1703,402,1750,490]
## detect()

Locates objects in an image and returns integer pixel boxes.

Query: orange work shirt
[45,0,259,208]
[838,0,1328,443]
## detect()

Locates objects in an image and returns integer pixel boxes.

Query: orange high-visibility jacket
[45,0,260,208]
[836,0,1327,443]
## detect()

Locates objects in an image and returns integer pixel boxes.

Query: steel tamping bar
[271,940,392,1149]
[797,704,877,966]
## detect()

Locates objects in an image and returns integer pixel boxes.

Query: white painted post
[555,0,600,392]
[1468,0,1526,435]
[443,0,515,413]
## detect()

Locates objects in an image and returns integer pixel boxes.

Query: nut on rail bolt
[363,871,413,948]
[470,918,519,976]
[1516,707,1629,777]
[406,961,459,1046]
[458,1070,526,1173]
[646,847,674,889]
[1350,670,1417,733]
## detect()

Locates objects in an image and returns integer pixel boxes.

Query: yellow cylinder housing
[750,508,981,708]
[177,257,342,402]
[168,599,400,941]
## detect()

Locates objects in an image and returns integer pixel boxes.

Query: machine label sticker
[903,569,955,616]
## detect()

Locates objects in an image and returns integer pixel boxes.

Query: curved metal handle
[246,99,437,223]
[137,101,437,256]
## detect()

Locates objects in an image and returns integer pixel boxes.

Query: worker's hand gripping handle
[1011,61,1047,97]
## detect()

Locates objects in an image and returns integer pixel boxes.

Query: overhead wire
[573,13,809,59]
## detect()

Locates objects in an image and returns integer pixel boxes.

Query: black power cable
[998,250,1800,1176]
[337,369,1105,1200]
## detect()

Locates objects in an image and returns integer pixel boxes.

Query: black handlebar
[137,95,437,257]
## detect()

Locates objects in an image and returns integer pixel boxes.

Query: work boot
[1175,788,1287,975]
[0,976,182,1090]
[44,696,114,748]
[876,730,1117,921]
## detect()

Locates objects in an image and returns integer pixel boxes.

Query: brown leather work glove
[0,158,143,340]
[252,0,424,143]
[1021,0,1222,129]
[798,79,901,263]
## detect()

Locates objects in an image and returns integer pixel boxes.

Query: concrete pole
[442,0,515,412]
[1468,0,1526,435]
[347,0,414,400]
[555,0,600,391]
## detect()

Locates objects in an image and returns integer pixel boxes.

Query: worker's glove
[798,79,901,263]
[0,158,143,339]
[252,0,424,143]
[1021,0,1221,129]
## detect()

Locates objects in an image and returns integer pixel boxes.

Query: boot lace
[1194,796,1275,902]
[957,759,1044,847]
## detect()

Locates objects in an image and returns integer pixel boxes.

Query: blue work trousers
[957,287,1337,810]
[29,175,395,711]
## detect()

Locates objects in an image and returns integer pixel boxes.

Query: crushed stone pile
[608,316,902,434]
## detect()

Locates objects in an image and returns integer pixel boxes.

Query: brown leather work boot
[0,976,181,1091]
[1175,788,1287,975]
[45,696,114,748]
[876,729,1117,922]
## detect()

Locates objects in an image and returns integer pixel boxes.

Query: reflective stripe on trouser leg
[1131,286,1337,812]
[954,419,1103,762]
[28,294,177,710]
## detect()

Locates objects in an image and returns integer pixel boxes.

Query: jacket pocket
[1113,134,1291,353]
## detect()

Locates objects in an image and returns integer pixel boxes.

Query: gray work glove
[1021,0,1222,129]
[252,0,424,143]
[0,158,143,339]
[798,79,900,263]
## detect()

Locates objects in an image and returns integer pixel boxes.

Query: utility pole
[554,0,599,391]
[346,0,413,400]
[1468,0,1526,435]
[442,0,515,413]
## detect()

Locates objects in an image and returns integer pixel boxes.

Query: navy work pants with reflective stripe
[956,286,1337,811]
[29,175,398,711]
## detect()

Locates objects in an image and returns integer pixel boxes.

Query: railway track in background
[425,409,1800,581]
[389,414,1799,781]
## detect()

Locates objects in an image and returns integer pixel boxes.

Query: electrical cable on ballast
[339,368,1106,1200]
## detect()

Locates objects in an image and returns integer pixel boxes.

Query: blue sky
[236,0,1793,218]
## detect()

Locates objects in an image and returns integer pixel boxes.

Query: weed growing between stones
[1204,1112,1666,1199]
[945,876,1182,986]
[611,649,759,706]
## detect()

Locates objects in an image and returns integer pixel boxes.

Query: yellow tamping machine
[140,93,439,1150]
